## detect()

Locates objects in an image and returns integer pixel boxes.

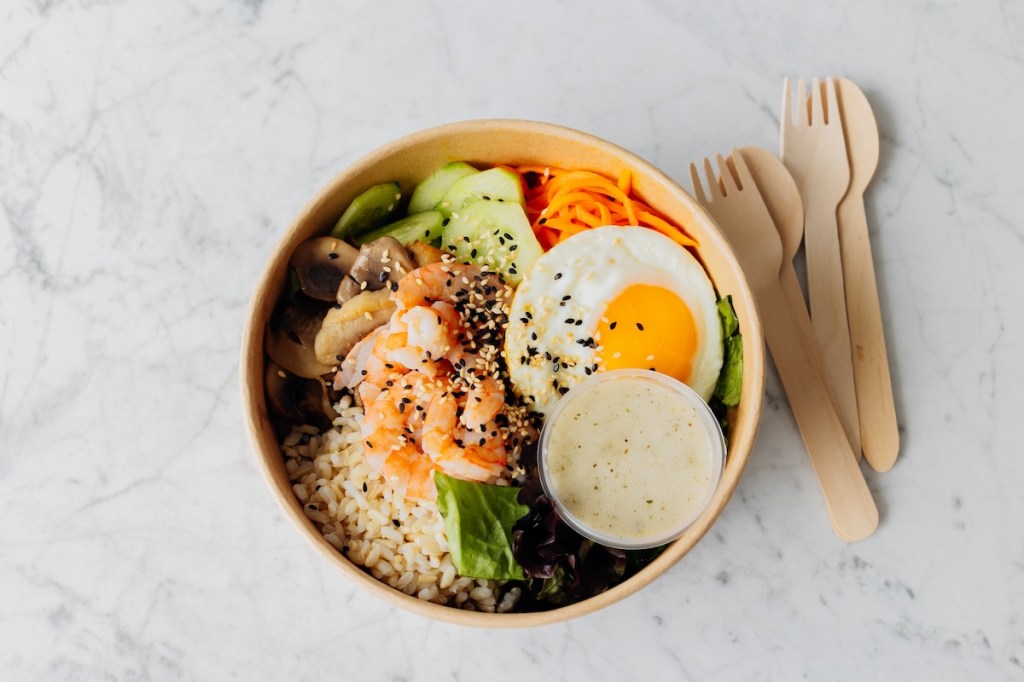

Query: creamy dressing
[541,374,719,547]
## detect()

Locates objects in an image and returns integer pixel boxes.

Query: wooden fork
[781,77,862,461]
[690,151,878,542]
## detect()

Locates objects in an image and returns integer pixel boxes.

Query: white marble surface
[2,0,1022,679]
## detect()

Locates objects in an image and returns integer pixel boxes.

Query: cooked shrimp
[381,445,438,501]
[462,375,505,432]
[336,258,533,501]
[336,325,387,389]
[359,389,407,469]
[422,393,506,481]
[401,305,457,359]
[393,261,489,311]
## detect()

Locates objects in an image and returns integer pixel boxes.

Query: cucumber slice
[442,201,542,285]
[355,211,445,246]
[438,167,524,216]
[408,162,477,214]
[331,181,402,239]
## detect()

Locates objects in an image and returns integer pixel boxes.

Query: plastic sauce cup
[537,369,725,550]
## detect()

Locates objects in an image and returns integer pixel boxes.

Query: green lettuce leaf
[717,295,739,338]
[715,335,744,407]
[434,472,528,580]
[713,295,743,408]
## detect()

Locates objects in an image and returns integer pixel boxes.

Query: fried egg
[505,226,723,415]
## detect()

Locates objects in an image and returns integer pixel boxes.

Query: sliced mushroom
[265,359,338,431]
[266,293,334,378]
[336,236,416,304]
[290,236,360,302]
[407,241,444,267]
[314,288,395,365]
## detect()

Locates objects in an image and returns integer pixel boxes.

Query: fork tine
[702,157,719,201]
[728,148,755,188]
[781,77,792,129]
[716,153,739,196]
[689,163,708,205]
[797,78,809,127]
[825,76,840,126]
[724,154,742,192]
[811,77,824,125]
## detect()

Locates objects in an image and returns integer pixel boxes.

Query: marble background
[2,0,1022,679]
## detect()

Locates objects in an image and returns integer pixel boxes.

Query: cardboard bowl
[241,119,765,627]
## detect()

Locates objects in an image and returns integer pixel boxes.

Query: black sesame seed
[327,252,338,260]
[362,482,368,492]
[553,272,562,280]
[392,519,400,527]
[636,322,645,331]
[539,217,547,224]
[442,218,451,226]
[610,321,617,330]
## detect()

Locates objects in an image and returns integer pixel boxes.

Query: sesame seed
[636,322,644,330]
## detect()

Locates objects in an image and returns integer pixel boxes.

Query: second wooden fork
[781,77,861,460]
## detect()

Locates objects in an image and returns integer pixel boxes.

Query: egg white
[505,226,724,415]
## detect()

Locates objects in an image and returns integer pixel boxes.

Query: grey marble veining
[1,0,1022,679]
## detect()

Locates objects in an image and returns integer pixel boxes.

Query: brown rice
[282,394,522,613]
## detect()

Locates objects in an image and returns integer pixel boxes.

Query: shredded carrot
[513,165,699,251]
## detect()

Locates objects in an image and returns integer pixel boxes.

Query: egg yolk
[596,284,698,383]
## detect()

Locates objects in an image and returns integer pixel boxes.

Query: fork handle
[758,279,879,542]
[838,192,900,472]
[804,201,862,458]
